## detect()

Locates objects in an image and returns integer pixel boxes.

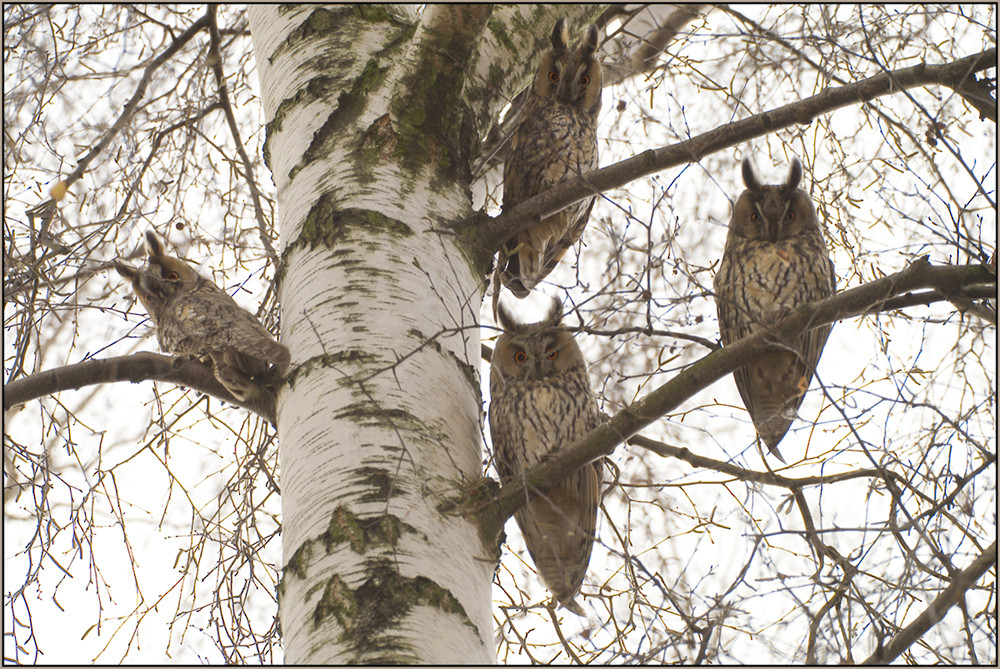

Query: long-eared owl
[713,158,836,462]
[500,18,602,298]
[488,299,602,614]
[115,231,290,401]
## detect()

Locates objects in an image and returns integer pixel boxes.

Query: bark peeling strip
[283,349,377,389]
[280,505,419,602]
[266,75,338,139]
[404,324,481,392]
[269,7,353,65]
[333,404,421,433]
[451,350,480,392]
[352,465,398,504]
[264,7,415,168]
[280,505,481,659]
[314,557,477,658]
[297,201,414,252]
[324,504,410,553]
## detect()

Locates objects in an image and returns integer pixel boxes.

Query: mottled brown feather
[714,158,836,461]
[500,19,602,298]
[489,300,602,613]
[116,231,289,401]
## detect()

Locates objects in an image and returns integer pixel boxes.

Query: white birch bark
[249,5,491,663]
[248,4,603,663]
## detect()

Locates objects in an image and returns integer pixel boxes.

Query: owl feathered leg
[207,350,254,401]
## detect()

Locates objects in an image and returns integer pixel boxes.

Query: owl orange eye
[548,70,559,82]
[165,271,180,281]
[514,351,527,363]
[579,75,590,86]
[546,348,558,360]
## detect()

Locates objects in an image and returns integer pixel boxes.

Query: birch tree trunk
[247,5,599,663]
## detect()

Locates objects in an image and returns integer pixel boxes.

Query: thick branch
[477,259,995,536]
[2,352,277,423]
[599,5,711,87]
[862,540,997,665]
[474,48,997,252]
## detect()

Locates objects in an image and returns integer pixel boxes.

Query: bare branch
[59,10,213,194]
[478,258,995,531]
[599,5,711,87]
[473,48,997,253]
[863,541,997,665]
[3,352,278,423]
[207,7,279,269]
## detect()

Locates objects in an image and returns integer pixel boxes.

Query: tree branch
[3,352,278,423]
[472,48,997,253]
[58,10,214,195]
[862,540,997,664]
[475,259,995,537]
[599,5,711,88]
[207,7,279,269]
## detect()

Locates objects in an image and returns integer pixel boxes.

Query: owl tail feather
[560,597,586,616]
[763,440,787,464]
[499,243,532,298]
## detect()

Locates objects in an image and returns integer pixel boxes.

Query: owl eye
[514,351,528,364]
[548,70,559,82]
[165,271,180,281]
[546,348,558,360]
[578,75,590,86]
[786,210,796,220]
[750,212,761,222]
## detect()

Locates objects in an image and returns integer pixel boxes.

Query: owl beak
[556,80,573,104]
[556,67,581,104]
[755,203,782,243]
[767,221,780,243]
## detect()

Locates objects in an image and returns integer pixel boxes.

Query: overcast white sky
[4,4,995,664]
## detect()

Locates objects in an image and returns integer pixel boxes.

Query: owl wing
[736,325,830,453]
[501,102,549,210]
[501,104,598,296]
[516,461,600,615]
[489,375,602,613]
[160,287,289,368]
[535,194,596,281]
[716,254,836,454]
[768,255,836,422]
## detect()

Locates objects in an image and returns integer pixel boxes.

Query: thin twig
[207,7,279,269]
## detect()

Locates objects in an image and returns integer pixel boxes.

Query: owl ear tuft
[497,301,517,331]
[542,297,563,328]
[785,157,803,192]
[113,261,138,280]
[497,299,563,330]
[580,24,599,57]
[741,158,761,191]
[145,230,167,258]
[551,18,569,51]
